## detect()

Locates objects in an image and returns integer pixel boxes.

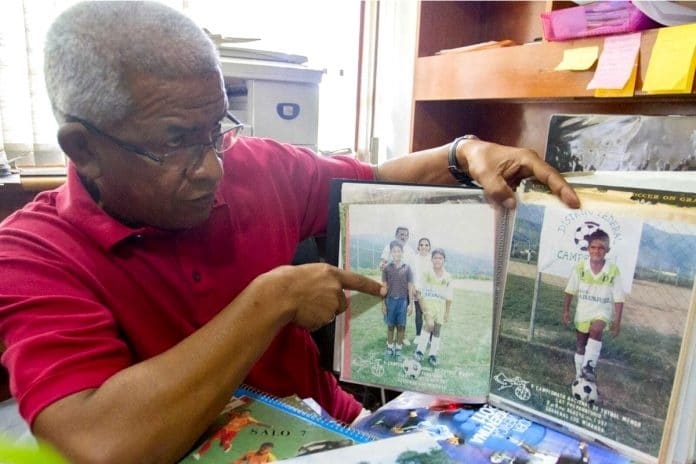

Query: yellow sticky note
[594,62,638,97]
[643,23,696,93]
[554,46,599,71]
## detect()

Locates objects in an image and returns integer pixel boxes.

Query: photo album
[327,181,508,403]
[327,171,696,464]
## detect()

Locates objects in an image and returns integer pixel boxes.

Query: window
[0,0,360,170]
[184,0,360,152]
[0,1,75,168]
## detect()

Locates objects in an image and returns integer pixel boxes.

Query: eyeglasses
[69,112,244,168]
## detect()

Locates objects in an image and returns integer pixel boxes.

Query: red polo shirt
[0,137,374,425]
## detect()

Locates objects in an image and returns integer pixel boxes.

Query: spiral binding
[234,384,375,443]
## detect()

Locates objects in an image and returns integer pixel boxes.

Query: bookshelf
[410,1,696,157]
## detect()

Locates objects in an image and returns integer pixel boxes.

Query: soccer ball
[402,359,422,379]
[573,221,601,251]
[572,378,598,403]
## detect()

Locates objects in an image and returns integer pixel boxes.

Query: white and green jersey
[565,260,624,323]
[420,268,453,318]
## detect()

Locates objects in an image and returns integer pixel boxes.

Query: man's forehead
[119,72,227,131]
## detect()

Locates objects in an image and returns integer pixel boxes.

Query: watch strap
[448,135,479,187]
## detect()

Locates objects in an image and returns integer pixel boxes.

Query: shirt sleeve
[0,254,132,426]
[565,265,580,294]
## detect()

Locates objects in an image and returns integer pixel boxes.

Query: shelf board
[413,28,692,101]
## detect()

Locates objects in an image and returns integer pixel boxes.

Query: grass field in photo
[492,268,687,457]
[342,273,493,399]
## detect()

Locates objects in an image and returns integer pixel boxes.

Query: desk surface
[0,176,66,221]
[0,175,65,193]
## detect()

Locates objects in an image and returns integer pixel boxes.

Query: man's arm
[374,139,579,209]
[32,264,383,464]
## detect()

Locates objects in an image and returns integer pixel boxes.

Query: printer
[218,43,324,152]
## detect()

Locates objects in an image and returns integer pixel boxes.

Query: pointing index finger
[338,268,384,296]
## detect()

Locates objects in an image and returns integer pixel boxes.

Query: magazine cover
[544,113,696,173]
[282,432,450,464]
[179,386,371,463]
[337,199,496,400]
[353,391,631,463]
[490,176,696,463]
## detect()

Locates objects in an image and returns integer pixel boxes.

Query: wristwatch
[448,134,479,187]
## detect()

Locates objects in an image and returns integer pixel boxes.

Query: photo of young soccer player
[563,229,625,386]
[339,201,496,400]
[491,199,696,460]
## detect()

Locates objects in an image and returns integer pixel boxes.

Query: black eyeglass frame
[68,112,244,165]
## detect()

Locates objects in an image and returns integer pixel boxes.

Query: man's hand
[278,263,384,331]
[407,302,414,317]
[374,139,579,211]
[462,139,580,210]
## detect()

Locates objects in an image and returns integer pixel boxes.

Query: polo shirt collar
[56,164,228,251]
[55,163,149,250]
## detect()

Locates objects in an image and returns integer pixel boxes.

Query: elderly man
[0,1,578,462]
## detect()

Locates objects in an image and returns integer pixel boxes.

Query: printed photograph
[282,432,449,464]
[356,397,631,464]
[544,114,696,173]
[491,201,696,460]
[339,202,496,399]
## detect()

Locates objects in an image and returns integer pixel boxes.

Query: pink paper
[549,6,589,38]
[587,32,642,89]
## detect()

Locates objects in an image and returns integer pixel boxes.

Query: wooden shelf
[413,28,690,101]
[409,2,696,155]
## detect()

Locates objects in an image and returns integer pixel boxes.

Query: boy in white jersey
[414,248,453,367]
[563,230,625,383]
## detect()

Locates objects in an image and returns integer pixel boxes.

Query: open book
[328,172,696,463]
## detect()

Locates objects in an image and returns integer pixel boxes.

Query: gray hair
[44,1,221,127]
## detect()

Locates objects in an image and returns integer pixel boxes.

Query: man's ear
[57,122,102,180]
